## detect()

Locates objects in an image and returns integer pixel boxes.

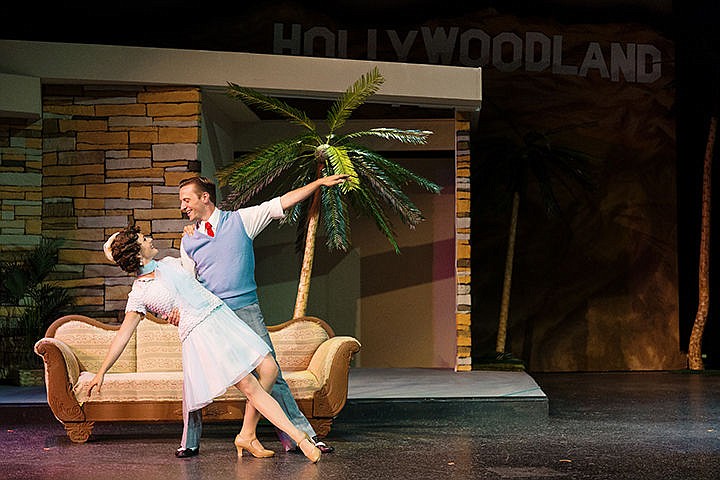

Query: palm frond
[319,144,360,191]
[546,148,596,189]
[24,283,72,331]
[326,67,384,134]
[340,128,433,146]
[352,146,441,194]
[528,154,562,218]
[320,186,351,252]
[26,239,62,283]
[227,82,317,132]
[2,239,64,304]
[351,188,400,254]
[351,153,426,227]
[218,140,312,210]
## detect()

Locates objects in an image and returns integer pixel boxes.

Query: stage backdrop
[2,1,686,371]
[227,2,683,371]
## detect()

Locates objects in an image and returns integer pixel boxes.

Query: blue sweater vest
[182,210,258,310]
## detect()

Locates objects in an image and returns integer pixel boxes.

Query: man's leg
[177,381,202,457]
[233,303,333,452]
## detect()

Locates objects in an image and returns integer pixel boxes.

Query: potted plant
[0,239,73,385]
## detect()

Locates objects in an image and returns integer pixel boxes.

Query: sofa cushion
[54,320,136,373]
[74,371,184,403]
[270,321,330,372]
[73,370,320,403]
[136,318,183,372]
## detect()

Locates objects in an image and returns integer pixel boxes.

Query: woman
[87,225,320,463]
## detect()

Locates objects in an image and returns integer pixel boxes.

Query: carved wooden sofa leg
[309,418,333,438]
[64,421,95,443]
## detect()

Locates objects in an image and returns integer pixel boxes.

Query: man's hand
[183,223,196,237]
[165,308,181,327]
[319,174,350,187]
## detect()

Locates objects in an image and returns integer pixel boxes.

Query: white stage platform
[347,368,546,399]
[0,368,549,425]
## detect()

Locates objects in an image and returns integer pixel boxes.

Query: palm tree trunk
[688,116,717,370]
[293,163,324,318]
[497,191,520,354]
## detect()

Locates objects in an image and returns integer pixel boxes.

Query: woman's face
[137,233,158,264]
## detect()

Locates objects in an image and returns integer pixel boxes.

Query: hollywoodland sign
[273,23,662,84]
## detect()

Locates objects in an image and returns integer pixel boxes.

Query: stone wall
[27,85,199,321]
[0,117,43,256]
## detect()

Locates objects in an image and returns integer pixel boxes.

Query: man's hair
[111,225,142,274]
[179,176,217,205]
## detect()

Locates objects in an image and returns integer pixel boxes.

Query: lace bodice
[126,277,177,318]
[125,257,223,341]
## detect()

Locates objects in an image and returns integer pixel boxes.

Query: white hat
[103,232,120,263]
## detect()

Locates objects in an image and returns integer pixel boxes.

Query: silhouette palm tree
[474,110,595,362]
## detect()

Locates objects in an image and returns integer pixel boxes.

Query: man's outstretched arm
[280,174,348,211]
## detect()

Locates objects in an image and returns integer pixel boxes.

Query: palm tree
[688,115,717,371]
[476,120,595,362]
[217,67,441,318]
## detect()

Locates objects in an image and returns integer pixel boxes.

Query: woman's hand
[183,223,195,237]
[87,373,105,396]
[165,307,181,327]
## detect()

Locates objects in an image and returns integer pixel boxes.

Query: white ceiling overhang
[0,40,482,117]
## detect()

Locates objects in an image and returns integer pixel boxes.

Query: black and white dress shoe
[313,436,334,454]
[175,447,199,458]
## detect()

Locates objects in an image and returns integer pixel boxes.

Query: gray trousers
[180,302,316,449]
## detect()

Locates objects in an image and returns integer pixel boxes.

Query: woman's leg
[234,368,320,462]
[237,356,278,440]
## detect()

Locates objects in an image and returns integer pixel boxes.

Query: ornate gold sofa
[34,314,360,443]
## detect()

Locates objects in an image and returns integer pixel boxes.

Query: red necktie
[204,222,214,237]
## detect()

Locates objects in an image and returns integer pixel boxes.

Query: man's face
[179,184,212,222]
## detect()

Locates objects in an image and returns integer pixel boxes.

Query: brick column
[455,111,472,371]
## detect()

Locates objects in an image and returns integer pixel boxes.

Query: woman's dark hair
[111,225,142,274]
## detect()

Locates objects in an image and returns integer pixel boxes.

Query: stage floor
[4,371,718,480]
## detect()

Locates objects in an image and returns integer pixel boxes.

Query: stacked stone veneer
[39,85,201,321]
[455,112,472,371]
[0,118,43,255]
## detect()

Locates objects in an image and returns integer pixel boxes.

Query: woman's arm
[87,311,143,395]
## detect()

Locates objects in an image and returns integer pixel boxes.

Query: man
[171,174,347,458]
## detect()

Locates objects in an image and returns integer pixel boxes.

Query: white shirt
[179,197,285,275]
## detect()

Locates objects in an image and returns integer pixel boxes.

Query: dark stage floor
[1,369,719,479]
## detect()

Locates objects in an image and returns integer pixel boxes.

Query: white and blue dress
[125,257,270,412]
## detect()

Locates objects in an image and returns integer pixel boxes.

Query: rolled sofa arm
[34,338,85,423]
[307,336,361,418]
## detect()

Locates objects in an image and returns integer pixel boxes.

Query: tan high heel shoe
[298,435,321,464]
[234,434,274,458]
